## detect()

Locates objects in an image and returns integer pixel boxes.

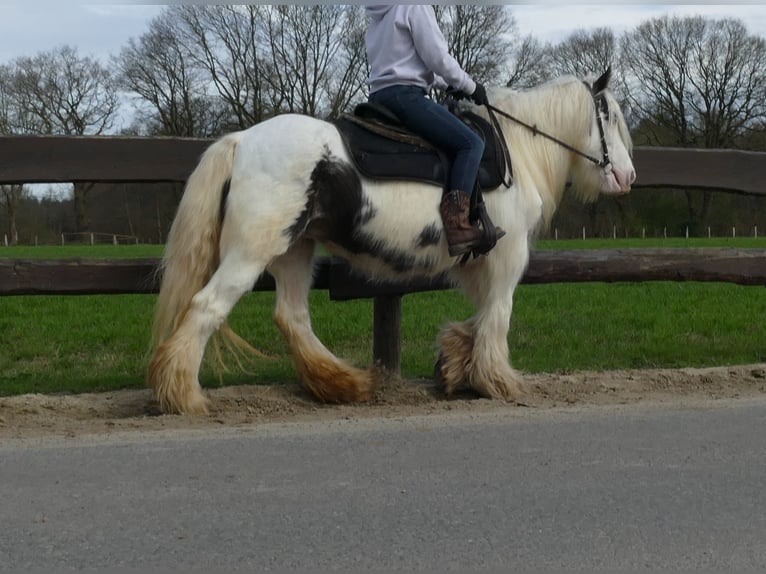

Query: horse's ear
[592,66,612,94]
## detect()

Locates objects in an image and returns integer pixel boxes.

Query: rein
[485,86,613,173]
[485,105,513,188]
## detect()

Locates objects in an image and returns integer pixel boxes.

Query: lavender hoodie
[365,5,476,96]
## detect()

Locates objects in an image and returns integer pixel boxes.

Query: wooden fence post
[373,295,402,375]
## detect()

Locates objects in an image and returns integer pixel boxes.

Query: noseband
[485,82,613,176]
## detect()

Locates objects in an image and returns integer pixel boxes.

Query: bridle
[484,81,614,185]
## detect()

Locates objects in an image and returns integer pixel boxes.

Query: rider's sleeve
[408,6,476,95]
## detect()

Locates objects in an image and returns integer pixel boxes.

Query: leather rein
[484,84,614,185]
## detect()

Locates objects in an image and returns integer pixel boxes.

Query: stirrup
[448,237,482,257]
[459,201,505,265]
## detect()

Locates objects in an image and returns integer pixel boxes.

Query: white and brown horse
[148,70,635,414]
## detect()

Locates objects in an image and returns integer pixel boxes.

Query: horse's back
[228,115,348,193]
[237,113,344,154]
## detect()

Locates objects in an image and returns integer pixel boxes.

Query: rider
[364,4,494,257]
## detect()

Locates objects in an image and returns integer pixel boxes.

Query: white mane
[487,77,632,228]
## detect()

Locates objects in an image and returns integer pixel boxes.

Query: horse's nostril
[630,169,636,184]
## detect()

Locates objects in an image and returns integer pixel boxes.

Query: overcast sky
[1,3,766,65]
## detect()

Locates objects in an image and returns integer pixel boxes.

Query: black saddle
[333,101,512,192]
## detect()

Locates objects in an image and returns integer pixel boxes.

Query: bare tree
[541,28,631,121]
[115,10,226,137]
[622,16,707,147]
[0,65,9,133]
[264,5,366,118]
[505,35,550,88]
[546,27,617,78]
[170,5,269,128]
[430,6,547,90]
[5,46,120,232]
[686,18,766,147]
[621,15,766,230]
[434,5,516,85]
[9,46,118,135]
[322,5,369,117]
[0,185,25,244]
[1,73,32,244]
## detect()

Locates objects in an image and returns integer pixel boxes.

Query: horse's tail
[151,133,240,350]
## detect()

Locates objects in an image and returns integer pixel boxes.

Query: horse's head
[487,69,636,225]
[578,68,635,197]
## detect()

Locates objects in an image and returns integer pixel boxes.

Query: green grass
[3,236,765,258]
[535,237,766,250]
[0,244,164,258]
[1,239,765,396]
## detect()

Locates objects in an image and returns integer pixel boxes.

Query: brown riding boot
[439,190,482,256]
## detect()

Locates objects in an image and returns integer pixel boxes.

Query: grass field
[1,238,765,396]
[2,236,765,258]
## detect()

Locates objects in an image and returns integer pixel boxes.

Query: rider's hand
[446,86,468,101]
[470,83,489,106]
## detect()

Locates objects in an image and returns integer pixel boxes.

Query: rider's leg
[369,86,483,256]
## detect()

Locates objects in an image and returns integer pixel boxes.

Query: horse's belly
[318,238,451,283]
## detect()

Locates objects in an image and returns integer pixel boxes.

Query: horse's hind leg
[269,239,376,402]
[148,254,266,415]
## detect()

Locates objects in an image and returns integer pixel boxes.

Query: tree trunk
[73,182,94,232]
[1,184,22,245]
[699,190,714,232]
[9,212,18,245]
[683,189,698,235]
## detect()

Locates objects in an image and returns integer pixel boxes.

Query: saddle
[333,101,512,193]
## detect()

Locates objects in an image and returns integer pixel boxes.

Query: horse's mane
[487,76,632,229]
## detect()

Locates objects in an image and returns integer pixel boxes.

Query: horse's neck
[506,97,579,182]
[498,86,589,224]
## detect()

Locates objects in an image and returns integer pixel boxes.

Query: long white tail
[151,133,240,350]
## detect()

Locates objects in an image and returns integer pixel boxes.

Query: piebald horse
[148,70,635,414]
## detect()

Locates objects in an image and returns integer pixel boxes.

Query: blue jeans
[369,85,484,196]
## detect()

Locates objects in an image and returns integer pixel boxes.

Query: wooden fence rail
[3,249,766,298]
[2,135,766,372]
[1,136,766,194]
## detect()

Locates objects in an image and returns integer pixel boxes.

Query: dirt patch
[1,364,765,440]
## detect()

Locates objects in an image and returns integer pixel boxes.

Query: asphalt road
[2,397,765,571]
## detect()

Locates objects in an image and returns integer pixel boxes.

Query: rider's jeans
[369,85,484,196]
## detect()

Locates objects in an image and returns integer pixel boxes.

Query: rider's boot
[439,190,483,256]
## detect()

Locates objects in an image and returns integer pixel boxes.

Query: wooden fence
[2,135,766,372]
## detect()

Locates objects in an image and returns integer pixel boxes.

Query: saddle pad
[334,114,448,188]
[334,108,510,191]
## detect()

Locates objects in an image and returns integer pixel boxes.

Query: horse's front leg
[436,307,524,401]
[436,247,527,401]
